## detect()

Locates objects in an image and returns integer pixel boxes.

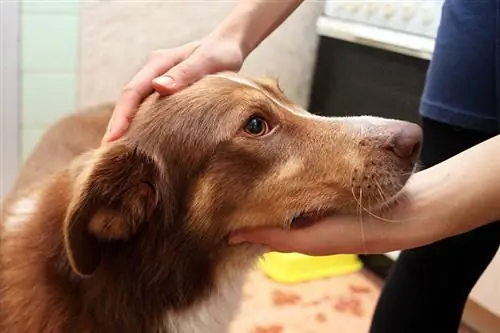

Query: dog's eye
[244,116,269,136]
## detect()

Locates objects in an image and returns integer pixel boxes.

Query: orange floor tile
[229,268,381,333]
[229,268,475,333]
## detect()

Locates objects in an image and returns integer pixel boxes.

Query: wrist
[209,0,304,60]
[388,160,496,250]
[208,12,257,59]
[371,172,451,251]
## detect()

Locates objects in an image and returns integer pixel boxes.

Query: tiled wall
[21,0,79,159]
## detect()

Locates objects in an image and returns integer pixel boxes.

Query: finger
[153,53,210,95]
[102,51,187,143]
[128,48,191,96]
[102,88,142,144]
[151,41,202,95]
[229,217,375,256]
[228,224,337,255]
[230,227,315,253]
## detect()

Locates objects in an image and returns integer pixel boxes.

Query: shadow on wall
[78,1,323,109]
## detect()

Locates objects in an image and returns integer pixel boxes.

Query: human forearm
[210,0,305,57]
[386,134,500,250]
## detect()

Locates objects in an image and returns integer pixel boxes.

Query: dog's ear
[63,144,160,277]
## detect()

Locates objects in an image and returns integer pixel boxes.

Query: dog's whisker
[397,170,416,177]
[351,186,407,223]
[374,180,385,201]
[375,180,392,211]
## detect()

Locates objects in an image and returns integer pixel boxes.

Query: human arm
[228,134,500,255]
[102,0,305,143]
[211,0,305,57]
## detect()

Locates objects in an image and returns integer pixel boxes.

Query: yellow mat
[259,252,363,284]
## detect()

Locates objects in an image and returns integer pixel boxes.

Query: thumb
[153,57,209,95]
[229,227,313,254]
[228,215,381,256]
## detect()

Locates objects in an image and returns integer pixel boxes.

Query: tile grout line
[20,0,79,160]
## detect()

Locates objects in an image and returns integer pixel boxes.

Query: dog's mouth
[290,209,338,229]
[289,187,409,230]
[369,187,407,212]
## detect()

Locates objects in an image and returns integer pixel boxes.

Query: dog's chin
[288,185,411,230]
[289,208,338,229]
[371,169,416,212]
[370,186,409,213]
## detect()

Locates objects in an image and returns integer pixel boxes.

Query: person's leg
[370,0,500,330]
[369,117,500,333]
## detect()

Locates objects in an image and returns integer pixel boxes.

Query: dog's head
[62,72,421,279]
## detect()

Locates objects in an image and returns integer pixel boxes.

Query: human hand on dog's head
[101,0,308,145]
[102,37,245,144]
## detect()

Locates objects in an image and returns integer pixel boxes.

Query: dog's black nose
[388,122,422,163]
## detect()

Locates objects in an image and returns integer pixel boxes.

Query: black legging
[370,117,500,333]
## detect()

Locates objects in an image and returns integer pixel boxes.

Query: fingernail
[105,115,114,134]
[154,76,175,88]
[103,126,118,143]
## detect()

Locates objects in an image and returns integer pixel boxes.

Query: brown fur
[0,72,421,332]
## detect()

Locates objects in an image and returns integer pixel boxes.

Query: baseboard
[361,254,500,333]
[463,299,500,333]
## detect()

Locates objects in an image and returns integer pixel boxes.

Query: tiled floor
[229,268,475,333]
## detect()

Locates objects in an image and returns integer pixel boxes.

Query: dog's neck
[1,172,261,333]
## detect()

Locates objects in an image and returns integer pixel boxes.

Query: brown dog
[0,72,421,333]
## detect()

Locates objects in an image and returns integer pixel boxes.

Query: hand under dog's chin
[288,189,410,230]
